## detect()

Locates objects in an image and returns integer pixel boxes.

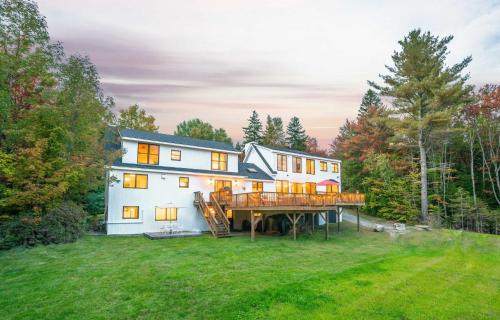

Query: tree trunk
[469,133,478,212]
[418,128,429,222]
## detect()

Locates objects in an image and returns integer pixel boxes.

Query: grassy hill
[1,225,499,319]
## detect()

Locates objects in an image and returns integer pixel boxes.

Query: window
[320,161,327,171]
[179,177,189,188]
[211,152,228,171]
[292,157,302,173]
[155,208,177,221]
[332,163,339,173]
[306,159,315,175]
[123,206,139,219]
[252,181,263,192]
[137,143,159,165]
[326,185,339,193]
[215,180,232,192]
[291,182,303,193]
[277,154,287,171]
[123,173,148,189]
[276,180,289,193]
[171,150,181,161]
[226,209,233,219]
[305,182,317,194]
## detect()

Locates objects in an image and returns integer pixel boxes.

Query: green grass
[1,225,499,320]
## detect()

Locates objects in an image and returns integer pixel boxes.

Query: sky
[38,0,500,147]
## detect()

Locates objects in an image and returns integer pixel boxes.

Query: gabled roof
[120,128,238,153]
[252,145,277,174]
[258,144,338,161]
[111,159,273,181]
[238,162,274,181]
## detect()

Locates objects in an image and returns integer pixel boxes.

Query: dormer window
[137,143,159,165]
[211,152,228,171]
[277,154,287,171]
[171,150,181,161]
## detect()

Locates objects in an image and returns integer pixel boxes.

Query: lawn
[1,225,499,320]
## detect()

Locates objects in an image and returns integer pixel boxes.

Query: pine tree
[286,116,307,151]
[369,29,472,223]
[359,89,383,115]
[242,110,263,144]
[263,115,286,146]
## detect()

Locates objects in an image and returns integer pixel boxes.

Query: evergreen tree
[359,89,383,115]
[263,115,286,146]
[286,116,307,151]
[369,29,472,223]
[242,110,263,144]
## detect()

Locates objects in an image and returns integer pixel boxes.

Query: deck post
[293,213,297,240]
[250,210,255,242]
[325,211,329,240]
[261,214,265,233]
[357,207,360,232]
[312,213,315,232]
[336,206,340,233]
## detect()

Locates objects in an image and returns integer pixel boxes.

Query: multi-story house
[106,129,364,239]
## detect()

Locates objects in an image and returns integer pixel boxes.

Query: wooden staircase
[194,191,231,238]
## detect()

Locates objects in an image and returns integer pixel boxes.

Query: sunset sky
[38,0,500,147]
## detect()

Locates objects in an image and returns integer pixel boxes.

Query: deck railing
[212,191,365,209]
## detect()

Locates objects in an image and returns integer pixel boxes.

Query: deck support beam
[357,207,360,232]
[336,206,340,233]
[251,210,255,242]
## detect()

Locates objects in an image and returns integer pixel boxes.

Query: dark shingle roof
[120,128,237,152]
[260,144,334,160]
[252,145,277,174]
[112,160,273,181]
[238,162,274,181]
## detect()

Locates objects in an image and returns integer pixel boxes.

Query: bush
[0,201,87,250]
[86,214,105,232]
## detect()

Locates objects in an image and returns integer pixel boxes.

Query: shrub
[86,214,105,232]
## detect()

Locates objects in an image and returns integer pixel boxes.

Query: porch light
[208,178,214,185]
[234,180,239,186]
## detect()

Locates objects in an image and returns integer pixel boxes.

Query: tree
[369,29,472,222]
[174,118,232,145]
[305,137,328,157]
[286,116,307,151]
[117,104,158,132]
[242,110,263,144]
[262,115,286,147]
[359,89,383,115]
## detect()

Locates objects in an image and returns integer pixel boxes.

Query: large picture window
[276,180,289,193]
[306,159,315,175]
[123,173,148,189]
[123,206,139,219]
[155,208,177,221]
[292,157,302,173]
[277,154,287,171]
[211,152,228,171]
[137,143,159,165]
[305,182,316,194]
[252,181,263,192]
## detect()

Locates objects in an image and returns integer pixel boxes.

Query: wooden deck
[213,191,365,210]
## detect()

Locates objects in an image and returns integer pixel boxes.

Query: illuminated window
[171,150,181,161]
[332,163,339,173]
[215,180,232,192]
[123,173,148,189]
[179,177,189,188]
[276,180,289,193]
[277,154,287,171]
[252,181,263,192]
[292,157,302,173]
[326,185,339,193]
[306,159,315,175]
[123,206,139,219]
[320,161,327,171]
[226,209,233,219]
[137,143,159,165]
[291,182,303,193]
[155,208,177,221]
[211,152,228,171]
[305,182,316,194]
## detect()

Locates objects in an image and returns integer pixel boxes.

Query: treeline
[332,30,499,234]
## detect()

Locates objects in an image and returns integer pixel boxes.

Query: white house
[105,128,357,237]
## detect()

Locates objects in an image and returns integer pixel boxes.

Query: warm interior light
[208,178,213,185]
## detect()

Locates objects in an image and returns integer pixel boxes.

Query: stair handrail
[194,192,218,237]
[209,192,230,231]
